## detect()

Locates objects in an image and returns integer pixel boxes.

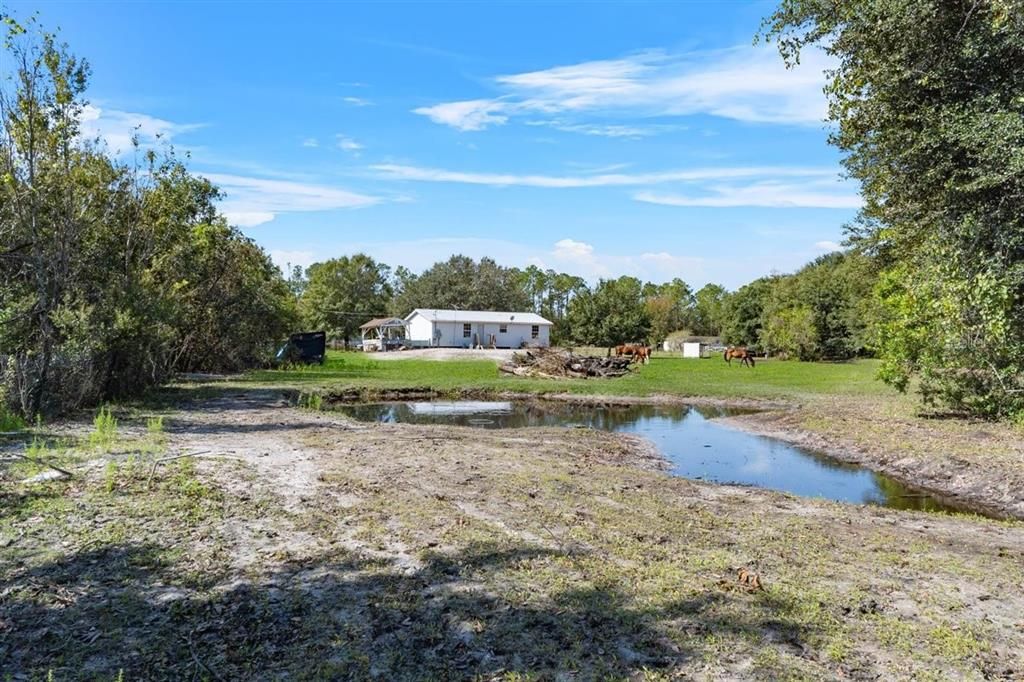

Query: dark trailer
[276,331,326,365]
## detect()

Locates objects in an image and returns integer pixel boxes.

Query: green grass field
[243,350,895,402]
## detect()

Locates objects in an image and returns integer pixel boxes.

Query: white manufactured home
[405,309,552,348]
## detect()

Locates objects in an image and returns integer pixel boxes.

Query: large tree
[566,276,650,349]
[643,278,694,346]
[763,0,1024,416]
[391,255,530,313]
[691,283,728,337]
[300,254,392,348]
[1,17,296,415]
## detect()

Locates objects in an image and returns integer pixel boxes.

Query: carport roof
[359,317,409,330]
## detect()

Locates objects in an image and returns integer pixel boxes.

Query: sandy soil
[3,390,1024,680]
[369,347,520,362]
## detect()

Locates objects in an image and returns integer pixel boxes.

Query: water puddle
[337,400,971,515]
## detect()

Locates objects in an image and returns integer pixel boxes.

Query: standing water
[338,400,969,514]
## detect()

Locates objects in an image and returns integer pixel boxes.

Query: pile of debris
[499,348,634,379]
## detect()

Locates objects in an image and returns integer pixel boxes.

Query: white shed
[682,342,705,358]
[405,309,553,348]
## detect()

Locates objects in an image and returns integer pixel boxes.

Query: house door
[476,324,487,348]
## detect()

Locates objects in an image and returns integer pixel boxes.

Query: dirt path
[370,347,519,362]
[3,390,1023,680]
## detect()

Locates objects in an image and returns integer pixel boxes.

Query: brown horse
[616,344,651,364]
[724,346,755,368]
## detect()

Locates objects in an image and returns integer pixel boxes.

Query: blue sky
[8,1,857,289]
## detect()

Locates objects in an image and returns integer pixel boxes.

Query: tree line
[288,249,878,361]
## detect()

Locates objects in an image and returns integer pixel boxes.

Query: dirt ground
[3,390,1024,680]
[370,348,519,362]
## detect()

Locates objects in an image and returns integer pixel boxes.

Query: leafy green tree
[566,276,650,349]
[300,254,392,348]
[763,0,1024,416]
[721,277,776,348]
[643,278,694,346]
[760,305,818,360]
[0,17,296,415]
[285,264,308,298]
[692,283,728,336]
[392,255,530,313]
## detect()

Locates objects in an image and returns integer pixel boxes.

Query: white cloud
[79,104,204,153]
[342,96,373,106]
[372,163,840,189]
[336,135,364,153]
[414,45,832,131]
[269,249,317,273]
[634,180,862,209]
[203,173,381,227]
[302,138,319,148]
[224,211,277,227]
[553,238,595,259]
[527,120,683,138]
[413,99,509,131]
[814,240,843,251]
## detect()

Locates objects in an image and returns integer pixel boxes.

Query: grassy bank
[243,351,893,402]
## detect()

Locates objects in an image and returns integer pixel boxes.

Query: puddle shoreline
[332,398,995,518]
[716,413,1014,521]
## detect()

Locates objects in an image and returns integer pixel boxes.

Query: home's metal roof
[406,309,553,325]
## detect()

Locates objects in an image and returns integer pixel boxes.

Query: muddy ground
[2,389,1024,680]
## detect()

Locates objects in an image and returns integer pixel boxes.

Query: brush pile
[499,348,634,379]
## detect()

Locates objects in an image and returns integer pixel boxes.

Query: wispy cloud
[342,96,373,107]
[414,45,831,131]
[269,249,317,273]
[527,119,685,138]
[543,238,707,281]
[814,240,843,251]
[414,99,509,131]
[301,138,319,148]
[634,179,862,209]
[336,134,364,154]
[372,163,841,189]
[203,173,381,227]
[79,104,204,153]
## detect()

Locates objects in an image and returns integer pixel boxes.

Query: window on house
[463,323,472,338]
[499,324,508,334]
[531,325,540,339]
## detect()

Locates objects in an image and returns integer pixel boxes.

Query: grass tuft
[88,405,118,452]
[0,405,27,432]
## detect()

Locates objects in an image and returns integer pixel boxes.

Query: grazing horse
[724,346,756,368]
[616,343,640,357]
[616,344,651,364]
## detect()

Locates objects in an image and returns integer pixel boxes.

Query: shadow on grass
[0,539,817,679]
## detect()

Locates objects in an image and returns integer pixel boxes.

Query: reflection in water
[337,401,971,515]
